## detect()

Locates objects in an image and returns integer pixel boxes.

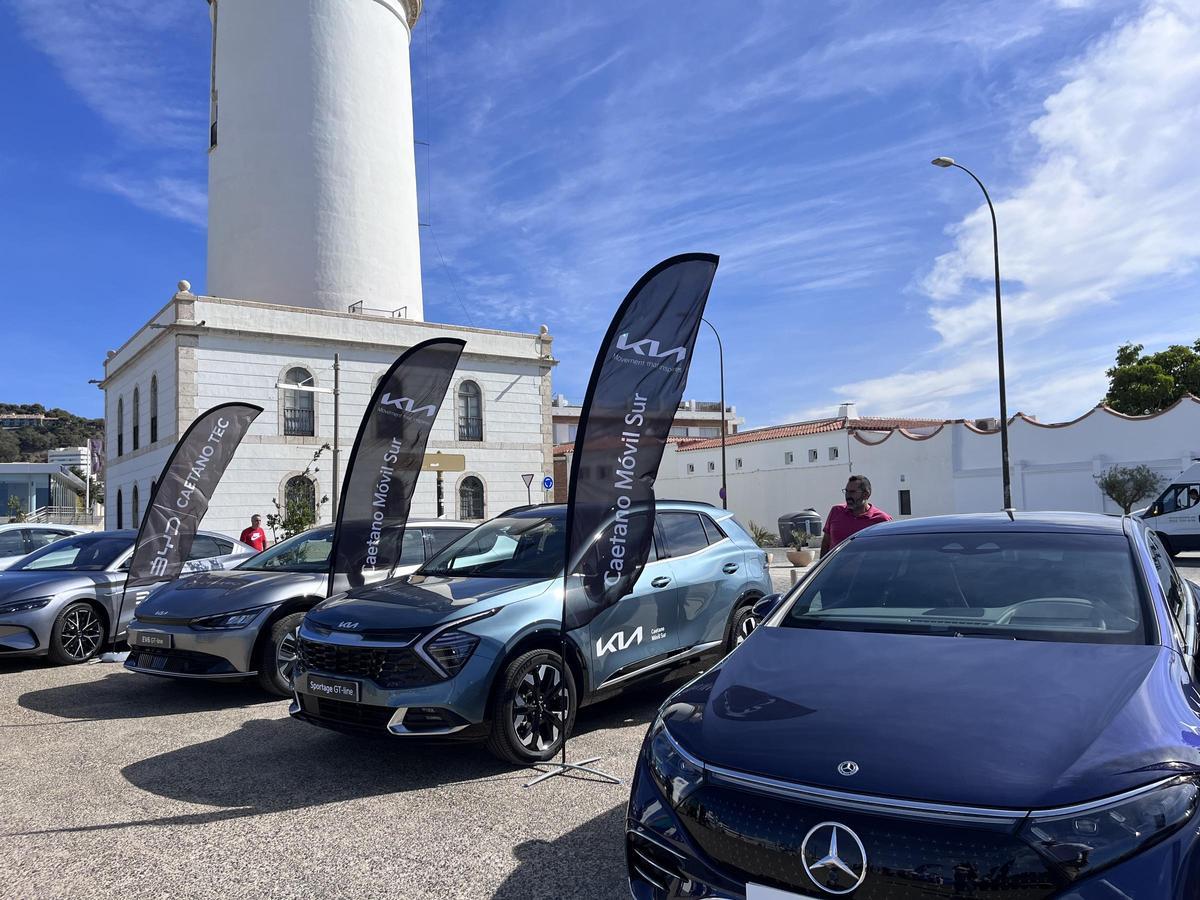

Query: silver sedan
[127,520,473,695]
[0,529,255,665]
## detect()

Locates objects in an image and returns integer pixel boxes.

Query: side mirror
[753,593,782,620]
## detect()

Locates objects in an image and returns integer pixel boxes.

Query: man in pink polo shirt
[820,475,892,554]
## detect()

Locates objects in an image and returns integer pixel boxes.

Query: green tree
[1105,340,1200,415]
[7,496,25,522]
[1094,464,1165,514]
[0,430,19,463]
[266,444,331,542]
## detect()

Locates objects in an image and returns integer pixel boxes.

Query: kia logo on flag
[378,393,437,417]
[615,333,688,364]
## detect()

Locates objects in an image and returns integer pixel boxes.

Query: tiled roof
[553,435,702,457]
[676,417,946,452]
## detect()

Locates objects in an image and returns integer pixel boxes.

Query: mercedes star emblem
[837,760,859,776]
[800,822,868,894]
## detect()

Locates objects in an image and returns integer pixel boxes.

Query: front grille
[127,647,237,676]
[677,782,1059,899]
[298,694,396,732]
[297,637,439,689]
[627,832,687,894]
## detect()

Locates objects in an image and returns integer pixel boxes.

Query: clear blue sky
[3,0,1198,426]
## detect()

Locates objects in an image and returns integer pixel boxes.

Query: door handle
[651,576,671,588]
[722,563,739,574]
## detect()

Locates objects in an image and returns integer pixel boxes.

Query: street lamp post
[932,157,1013,511]
[701,317,728,510]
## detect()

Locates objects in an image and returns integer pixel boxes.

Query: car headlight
[0,597,53,615]
[425,629,480,677]
[192,606,268,629]
[1019,777,1199,881]
[646,715,705,808]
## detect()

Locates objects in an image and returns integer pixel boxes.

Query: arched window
[132,387,140,451]
[459,476,485,520]
[282,367,315,436]
[117,397,125,457]
[285,475,317,524]
[132,484,140,528]
[457,381,482,441]
[150,376,159,443]
[116,489,124,529]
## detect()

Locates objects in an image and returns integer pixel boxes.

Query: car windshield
[238,527,334,572]
[420,515,565,579]
[11,534,132,572]
[780,531,1149,645]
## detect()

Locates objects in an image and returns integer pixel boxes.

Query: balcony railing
[284,407,315,436]
[458,416,483,441]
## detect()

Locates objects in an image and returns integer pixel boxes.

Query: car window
[422,515,566,579]
[426,527,471,557]
[213,538,234,555]
[396,529,425,566]
[0,531,25,556]
[700,515,727,545]
[1154,484,1200,515]
[780,531,1148,645]
[188,535,222,560]
[27,529,71,551]
[240,528,334,572]
[12,534,130,571]
[659,513,710,558]
[1147,531,1187,631]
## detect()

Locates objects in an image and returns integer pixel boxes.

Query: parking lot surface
[0,658,690,900]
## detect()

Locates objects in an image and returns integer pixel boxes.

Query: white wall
[207,0,424,318]
[655,399,1200,537]
[104,338,177,531]
[103,293,554,539]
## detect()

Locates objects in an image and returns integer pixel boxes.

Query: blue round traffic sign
[542,476,554,491]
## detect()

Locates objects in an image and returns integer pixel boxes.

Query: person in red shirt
[820,475,892,554]
[240,514,267,552]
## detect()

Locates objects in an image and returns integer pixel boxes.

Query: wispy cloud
[8,0,208,225]
[829,0,1200,421]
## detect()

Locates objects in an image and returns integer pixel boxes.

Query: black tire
[47,601,105,665]
[485,649,577,766]
[728,603,759,652]
[256,611,305,696]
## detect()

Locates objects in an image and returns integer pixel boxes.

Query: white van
[1141,461,1200,556]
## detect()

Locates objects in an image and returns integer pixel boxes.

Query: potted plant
[786,529,815,567]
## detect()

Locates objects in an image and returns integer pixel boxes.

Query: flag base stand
[525,756,622,788]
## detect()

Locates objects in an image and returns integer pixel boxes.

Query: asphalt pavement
[0,658,690,900]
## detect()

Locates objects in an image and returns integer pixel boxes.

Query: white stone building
[656,398,1200,534]
[100,0,556,538]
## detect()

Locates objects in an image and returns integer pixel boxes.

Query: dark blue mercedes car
[627,512,1200,899]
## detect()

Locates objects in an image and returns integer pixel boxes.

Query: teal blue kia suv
[289,501,772,764]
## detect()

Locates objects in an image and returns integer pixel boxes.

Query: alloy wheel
[512,663,566,752]
[61,606,103,661]
[736,614,758,646]
[276,628,299,685]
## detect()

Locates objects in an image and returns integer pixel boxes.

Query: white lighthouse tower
[206,0,425,319]
[100,0,556,538]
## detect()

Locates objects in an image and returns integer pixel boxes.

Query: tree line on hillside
[0,403,104,464]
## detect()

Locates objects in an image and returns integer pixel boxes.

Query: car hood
[306,574,552,632]
[665,626,1200,810]
[136,569,325,622]
[0,570,102,601]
